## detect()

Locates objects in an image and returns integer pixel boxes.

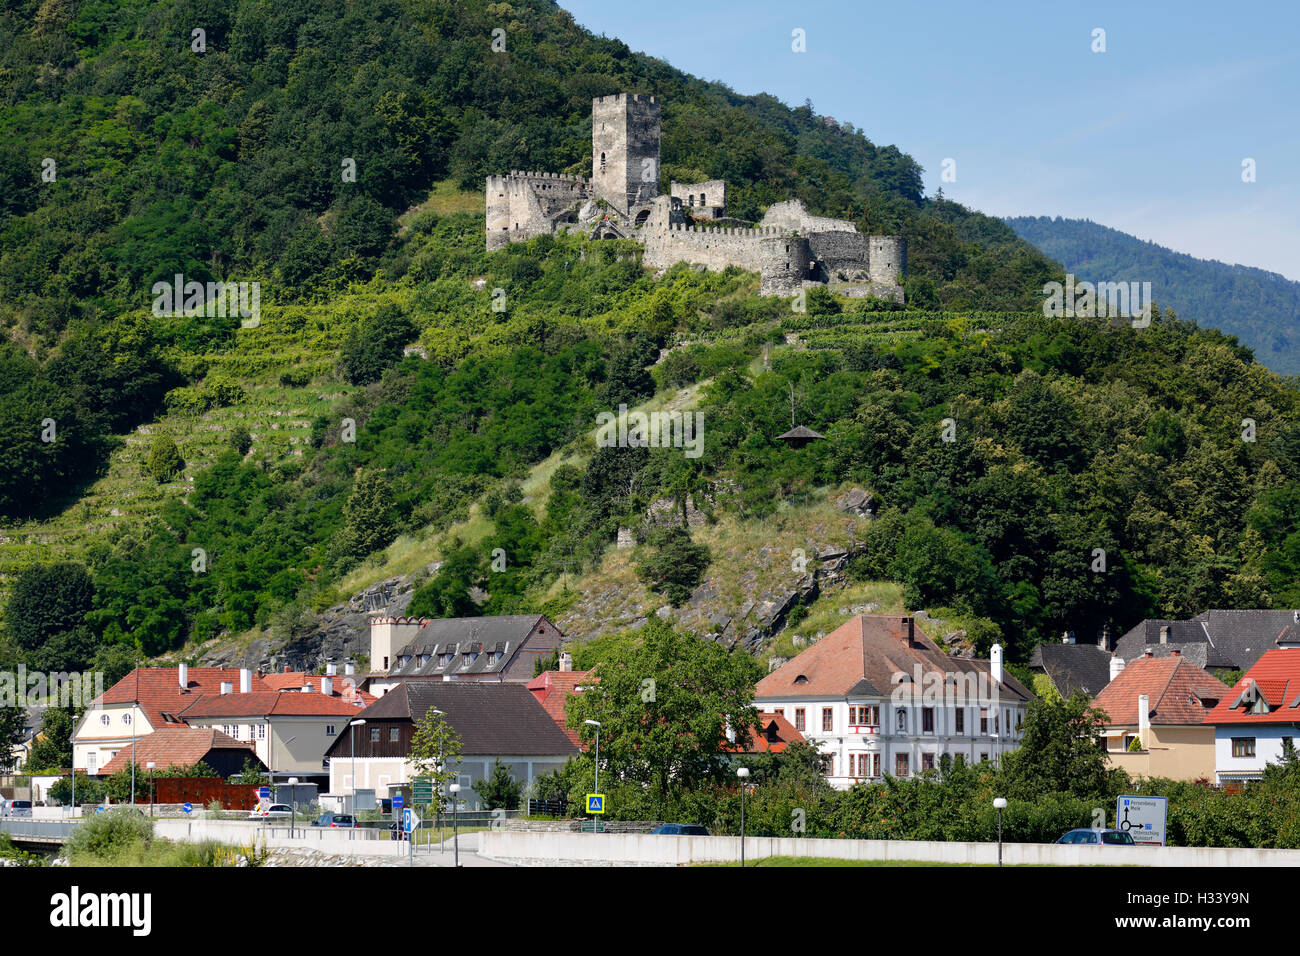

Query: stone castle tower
[591,93,661,216]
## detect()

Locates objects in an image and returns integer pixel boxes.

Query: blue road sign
[183,802,193,814]
[393,794,404,809]
[585,793,606,814]
[258,786,271,799]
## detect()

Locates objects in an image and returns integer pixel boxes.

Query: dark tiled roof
[1115,611,1299,671]
[1028,643,1114,697]
[325,682,578,758]
[388,615,559,677]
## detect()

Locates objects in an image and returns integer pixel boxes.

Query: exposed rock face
[835,487,875,517]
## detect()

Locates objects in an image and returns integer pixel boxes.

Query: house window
[122,713,132,726]
[1231,738,1256,758]
[371,728,380,743]
[955,709,965,734]
[922,753,935,771]
[822,708,833,732]
[820,754,833,776]
[850,705,879,727]
[773,709,784,719]
[322,725,333,737]
[794,708,805,732]
[980,709,989,735]
[895,753,910,777]
[980,752,989,763]
[922,708,934,733]
[390,728,400,743]
[100,715,110,727]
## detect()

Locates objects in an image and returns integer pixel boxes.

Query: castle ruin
[485,94,905,301]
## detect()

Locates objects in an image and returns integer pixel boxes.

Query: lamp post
[349,719,366,815]
[449,783,461,867]
[584,719,601,834]
[146,762,156,817]
[993,797,1007,867]
[737,766,750,868]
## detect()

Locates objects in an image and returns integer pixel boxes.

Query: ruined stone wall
[758,236,811,296]
[592,94,661,215]
[807,230,871,282]
[485,171,590,250]
[759,199,857,234]
[641,222,783,274]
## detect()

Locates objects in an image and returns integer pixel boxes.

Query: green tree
[228,425,252,456]
[408,708,463,813]
[565,620,760,806]
[635,526,711,606]
[147,435,184,482]
[25,708,75,772]
[5,562,94,651]
[0,706,25,773]
[336,470,398,559]
[1000,693,1113,800]
[473,760,522,811]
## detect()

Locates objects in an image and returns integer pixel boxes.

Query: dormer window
[793,674,808,684]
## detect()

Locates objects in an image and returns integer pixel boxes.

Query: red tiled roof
[178,689,370,719]
[1206,649,1300,725]
[723,712,805,754]
[99,728,254,775]
[755,615,1032,702]
[92,668,270,730]
[526,669,597,746]
[1091,655,1230,726]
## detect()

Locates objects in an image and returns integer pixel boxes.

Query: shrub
[147,435,184,482]
[65,808,155,864]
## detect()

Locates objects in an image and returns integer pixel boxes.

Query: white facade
[327,753,572,810]
[1213,724,1299,784]
[71,701,150,775]
[754,693,1026,789]
[182,714,343,777]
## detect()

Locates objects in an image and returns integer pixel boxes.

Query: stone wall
[807,229,871,282]
[868,236,906,284]
[759,198,857,235]
[485,172,591,250]
[641,222,782,274]
[671,179,727,216]
[758,235,810,296]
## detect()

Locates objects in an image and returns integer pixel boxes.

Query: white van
[0,799,33,818]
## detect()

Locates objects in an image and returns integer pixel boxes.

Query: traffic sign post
[403,808,421,866]
[586,792,606,832]
[183,802,193,815]
[1116,795,1167,845]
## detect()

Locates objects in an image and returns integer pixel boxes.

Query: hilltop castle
[486,94,905,300]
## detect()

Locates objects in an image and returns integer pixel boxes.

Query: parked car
[0,799,32,818]
[1055,828,1136,846]
[311,813,360,828]
[248,804,295,820]
[651,823,710,836]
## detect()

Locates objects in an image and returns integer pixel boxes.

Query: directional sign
[183,803,193,814]
[258,786,271,799]
[585,793,606,815]
[403,808,420,833]
[393,794,404,810]
[1117,795,1167,846]
[412,779,434,804]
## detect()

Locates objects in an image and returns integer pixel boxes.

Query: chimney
[283,664,291,674]
[326,659,338,676]
[1170,649,1181,657]
[178,663,189,692]
[559,652,573,673]
[1100,625,1112,653]
[1137,693,1150,747]
[1159,625,1169,645]
[990,643,1004,686]
[220,681,233,695]
[302,683,314,693]
[322,676,333,697]
[906,616,915,645]
[1109,657,1125,681]
[239,668,252,694]
[344,659,355,676]
[1144,650,1153,658]
[1062,630,1075,645]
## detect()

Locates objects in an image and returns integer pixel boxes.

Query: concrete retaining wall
[153,819,409,857]
[478,830,1300,867]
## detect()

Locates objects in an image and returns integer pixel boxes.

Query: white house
[1205,630,1300,784]
[754,615,1033,788]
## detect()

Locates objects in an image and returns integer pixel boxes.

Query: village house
[1090,650,1229,781]
[754,615,1032,788]
[323,680,577,810]
[98,727,265,778]
[1204,625,1300,785]
[1028,630,1117,699]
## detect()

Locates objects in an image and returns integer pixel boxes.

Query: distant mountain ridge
[1006,216,1300,376]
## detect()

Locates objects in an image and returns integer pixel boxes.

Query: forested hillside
[1,0,1298,682]
[1007,216,1300,375]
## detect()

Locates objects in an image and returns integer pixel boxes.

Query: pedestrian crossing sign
[586,793,606,814]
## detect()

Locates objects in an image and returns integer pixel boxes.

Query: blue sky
[562,0,1300,281]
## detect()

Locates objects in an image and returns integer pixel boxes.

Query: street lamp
[584,719,601,834]
[449,783,461,867]
[993,797,1007,867]
[146,762,156,817]
[350,719,366,815]
[737,767,750,868]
